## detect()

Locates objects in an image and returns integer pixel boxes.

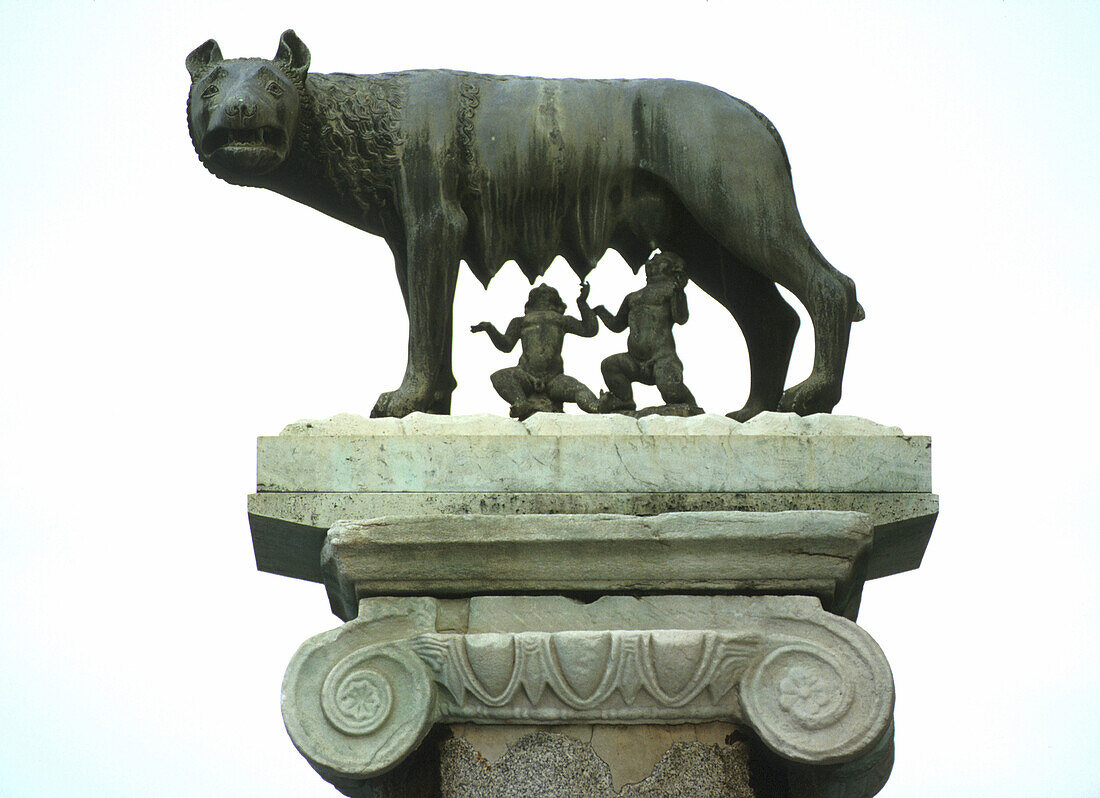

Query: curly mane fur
[299,73,405,210]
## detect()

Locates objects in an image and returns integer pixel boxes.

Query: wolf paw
[371,382,435,418]
[726,400,774,423]
[778,377,841,416]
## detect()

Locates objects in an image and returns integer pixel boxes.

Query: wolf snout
[224,97,257,119]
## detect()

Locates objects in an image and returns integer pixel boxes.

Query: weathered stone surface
[280,413,404,436]
[740,413,903,436]
[441,727,757,797]
[281,594,894,785]
[442,732,615,797]
[272,411,906,438]
[449,722,741,790]
[257,424,931,494]
[636,413,741,435]
[320,511,872,620]
[524,412,642,436]
[461,594,812,634]
[249,490,937,587]
[402,412,527,436]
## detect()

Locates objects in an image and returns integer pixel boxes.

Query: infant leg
[548,374,599,414]
[600,353,645,406]
[490,367,536,408]
[653,355,697,406]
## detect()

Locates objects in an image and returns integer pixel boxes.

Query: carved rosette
[282,631,436,781]
[282,600,893,784]
[741,641,890,764]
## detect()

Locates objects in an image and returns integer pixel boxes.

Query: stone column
[249,412,936,797]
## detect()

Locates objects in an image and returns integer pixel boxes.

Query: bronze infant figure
[472,283,600,420]
[595,252,698,414]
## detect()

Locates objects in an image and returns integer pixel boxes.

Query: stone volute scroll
[282,595,895,788]
[283,626,437,782]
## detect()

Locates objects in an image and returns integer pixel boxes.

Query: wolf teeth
[226,129,264,145]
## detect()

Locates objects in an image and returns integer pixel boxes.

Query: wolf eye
[201,84,219,99]
[266,81,284,97]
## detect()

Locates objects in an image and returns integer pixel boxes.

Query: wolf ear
[186,39,223,80]
[274,29,310,80]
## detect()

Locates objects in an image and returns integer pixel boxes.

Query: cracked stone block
[257,421,931,493]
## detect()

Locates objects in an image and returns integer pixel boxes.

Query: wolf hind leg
[766,240,857,415]
[683,209,855,416]
[674,237,800,421]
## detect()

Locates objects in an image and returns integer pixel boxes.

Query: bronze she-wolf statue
[187,30,863,420]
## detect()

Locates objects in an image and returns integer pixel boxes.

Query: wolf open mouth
[204,126,285,154]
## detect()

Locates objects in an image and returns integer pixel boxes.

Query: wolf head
[186,30,310,181]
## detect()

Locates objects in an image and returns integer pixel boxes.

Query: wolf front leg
[372,205,466,418]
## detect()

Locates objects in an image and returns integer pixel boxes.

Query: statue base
[253,413,932,798]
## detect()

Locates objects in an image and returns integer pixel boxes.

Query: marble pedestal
[250,413,935,798]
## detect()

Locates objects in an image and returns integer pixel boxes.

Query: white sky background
[0,1,1096,795]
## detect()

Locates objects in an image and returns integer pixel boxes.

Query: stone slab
[461,593,821,633]
[257,413,930,494]
[320,511,872,621]
[248,491,937,585]
[280,411,905,437]
[365,593,830,635]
